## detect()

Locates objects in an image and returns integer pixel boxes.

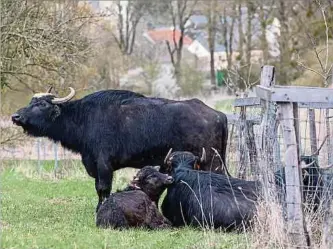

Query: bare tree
[237,3,245,69]
[206,0,218,87]
[1,0,100,93]
[245,1,255,69]
[220,0,260,94]
[257,0,275,64]
[277,0,293,85]
[165,0,198,84]
[110,0,155,55]
[220,4,236,71]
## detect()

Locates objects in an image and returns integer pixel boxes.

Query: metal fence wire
[227,104,333,215]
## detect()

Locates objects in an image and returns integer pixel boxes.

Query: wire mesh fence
[1,116,80,174]
[226,99,333,247]
[2,107,332,177]
[226,107,332,174]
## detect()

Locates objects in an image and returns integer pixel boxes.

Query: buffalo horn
[164,148,173,164]
[153,166,161,171]
[200,147,206,163]
[301,160,315,169]
[47,86,53,93]
[51,87,76,104]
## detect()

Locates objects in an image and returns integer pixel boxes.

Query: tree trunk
[259,3,269,64]
[278,0,290,85]
[245,0,253,67]
[245,0,254,86]
[207,0,217,87]
[237,2,245,90]
[225,4,236,70]
[237,3,244,63]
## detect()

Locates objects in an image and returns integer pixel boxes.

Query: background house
[143,27,195,64]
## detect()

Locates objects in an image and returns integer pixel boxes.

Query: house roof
[146,28,193,45]
[193,32,226,52]
[188,15,208,26]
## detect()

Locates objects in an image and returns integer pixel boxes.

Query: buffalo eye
[146,174,158,182]
[39,101,48,108]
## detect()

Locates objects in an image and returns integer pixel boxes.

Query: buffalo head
[129,165,173,202]
[11,87,75,136]
[162,148,206,174]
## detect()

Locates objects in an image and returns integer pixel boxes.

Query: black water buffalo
[161,149,260,230]
[275,155,324,212]
[96,166,172,229]
[11,87,228,210]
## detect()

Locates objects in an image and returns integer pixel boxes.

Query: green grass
[1,160,247,249]
[214,99,235,113]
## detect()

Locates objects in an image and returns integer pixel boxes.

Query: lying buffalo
[96,166,172,229]
[275,155,326,212]
[12,87,229,210]
[161,149,260,230]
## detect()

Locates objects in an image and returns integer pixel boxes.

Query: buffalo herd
[12,88,325,231]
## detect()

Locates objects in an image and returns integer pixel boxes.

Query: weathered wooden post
[277,102,309,248]
[255,66,311,248]
[246,120,258,177]
[237,105,248,179]
[258,65,277,198]
[308,108,317,154]
[325,109,332,166]
[321,67,333,248]
[321,109,333,249]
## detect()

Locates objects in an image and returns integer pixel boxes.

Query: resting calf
[96,166,173,229]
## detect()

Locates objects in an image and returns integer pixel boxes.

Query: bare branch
[311,135,329,156]
[166,40,176,66]
[316,0,329,72]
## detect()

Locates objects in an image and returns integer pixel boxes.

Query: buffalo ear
[153,165,161,171]
[200,147,206,164]
[194,156,201,170]
[194,162,201,170]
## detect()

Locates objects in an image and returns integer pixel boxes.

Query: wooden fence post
[325,109,332,165]
[308,109,317,154]
[237,106,248,179]
[258,65,277,197]
[321,109,333,248]
[246,120,258,177]
[278,102,309,248]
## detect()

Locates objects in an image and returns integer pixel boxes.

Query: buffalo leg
[82,154,97,178]
[145,203,172,229]
[96,154,112,212]
[81,155,102,212]
[82,155,102,212]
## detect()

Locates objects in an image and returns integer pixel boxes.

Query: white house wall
[188,40,210,57]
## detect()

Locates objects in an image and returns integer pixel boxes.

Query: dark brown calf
[96,166,173,229]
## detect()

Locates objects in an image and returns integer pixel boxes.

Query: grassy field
[214,99,235,113]
[1,160,247,249]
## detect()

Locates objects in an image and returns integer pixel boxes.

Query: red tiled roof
[146,29,193,45]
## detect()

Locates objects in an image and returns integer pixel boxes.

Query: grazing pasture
[1,160,246,249]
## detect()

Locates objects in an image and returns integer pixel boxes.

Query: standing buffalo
[12,87,229,210]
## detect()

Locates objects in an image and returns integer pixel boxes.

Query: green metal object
[216,70,225,87]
